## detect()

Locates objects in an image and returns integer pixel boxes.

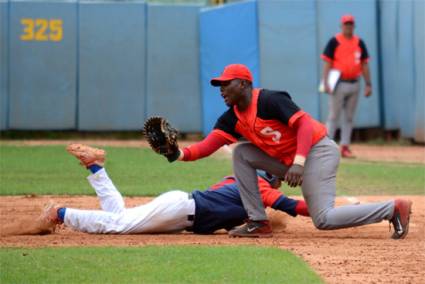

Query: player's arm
[361,63,372,97]
[177,130,234,161]
[264,92,314,187]
[285,114,314,187]
[359,39,372,97]
[290,114,314,166]
[259,178,309,217]
[178,109,241,161]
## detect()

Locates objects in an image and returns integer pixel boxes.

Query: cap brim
[210,76,234,87]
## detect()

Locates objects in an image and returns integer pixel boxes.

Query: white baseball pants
[64,169,195,234]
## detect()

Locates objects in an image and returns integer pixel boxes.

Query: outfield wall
[379,0,424,141]
[258,0,320,120]
[0,0,423,141]
[200,0,259,134]
[0,0,8,130]
[147,4,202,132]
[8,0,77,130]
[78,1,146,130]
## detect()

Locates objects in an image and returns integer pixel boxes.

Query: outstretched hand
[284,164,304,187]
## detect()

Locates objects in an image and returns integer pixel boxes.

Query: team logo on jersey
[260,127,282,143]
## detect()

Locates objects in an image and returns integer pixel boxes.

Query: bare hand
[325,83,332,94]
[284,164,304,187]
[364,85,372,97]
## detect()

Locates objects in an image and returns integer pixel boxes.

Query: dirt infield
[1,195,424,284]
[1,139,424,164]
[1,140,424,282]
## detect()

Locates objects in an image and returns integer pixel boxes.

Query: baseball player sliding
[40,144,309,235]
[144,64,412,239]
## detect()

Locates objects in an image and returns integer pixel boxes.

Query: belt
[187,193,195,226]
[339,79,358,83]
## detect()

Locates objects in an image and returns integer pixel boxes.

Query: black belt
[339,79,358,83]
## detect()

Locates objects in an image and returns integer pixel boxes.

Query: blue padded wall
[200,0,259,135]
[258,0,319,119]
[395,0,415,138]
[146,4,202,133]
[413,0,424,142]
[0,0,8,130]
[317,0,381,128]
[8,0,77,129]
[379,0,423,140]
[78,1,146,130]
[379,0,400,130]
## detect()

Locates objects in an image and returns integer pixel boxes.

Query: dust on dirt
[1,195,424,284]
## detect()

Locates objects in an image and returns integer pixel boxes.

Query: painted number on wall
[20,18,63,42]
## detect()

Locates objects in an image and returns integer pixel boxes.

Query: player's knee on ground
[311,213,334,230]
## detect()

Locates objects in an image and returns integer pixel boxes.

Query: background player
[158,63,412,239]
[41,144,309,235]
[321,14,372,158]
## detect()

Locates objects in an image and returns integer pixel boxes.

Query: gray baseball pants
[326,81,360,145]
[233,137,395,229]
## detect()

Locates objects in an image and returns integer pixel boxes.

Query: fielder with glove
[143,63,412,240]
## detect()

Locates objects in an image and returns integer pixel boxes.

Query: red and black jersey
[321,33,369,80]
[212,89,327,166]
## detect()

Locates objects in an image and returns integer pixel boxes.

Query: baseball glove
[143,116,180,162]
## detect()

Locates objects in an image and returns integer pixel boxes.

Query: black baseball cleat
[228,220,273,238]
[390,199,412,239]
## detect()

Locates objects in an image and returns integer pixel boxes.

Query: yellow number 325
[20,18,63,42]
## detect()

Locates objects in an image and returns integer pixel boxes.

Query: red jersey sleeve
[291,113,314,159]
[258,178,283,207]
[182,130,234,161]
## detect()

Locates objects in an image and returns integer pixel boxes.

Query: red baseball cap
[211,64,253,86]
[341,14,355,24]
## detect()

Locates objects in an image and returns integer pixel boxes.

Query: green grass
[0,246,323,284]
[0,145,424,196]
[336,159,425,195]
[0,145,231,196]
